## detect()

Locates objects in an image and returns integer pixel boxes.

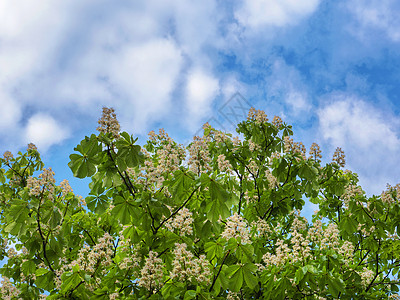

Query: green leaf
[111,195,137,225]
[86,195,109,214]
[49,206,62,229]
[22,260,36,274]
[204,241,223,260]
[226,264,241,278]
[327,276,345,298]
[115,132,144,169]
[4,221,18,234]
[61,272,82,294]
[295,267,305,284]
[35,271,54,290]
[184,290,197,300]
[243,263,258,289]
[68,135,102,178]
[236,244,254,262]
[230,267,244,292]
[168,169,194,198]
[205,179,230,222]
[36,268,50,276]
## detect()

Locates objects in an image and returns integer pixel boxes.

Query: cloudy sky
[1,0,399,199]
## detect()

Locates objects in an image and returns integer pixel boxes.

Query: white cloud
[0,94,22,130]
[221,76,247,100]
[184,68,220,130]
[235,0,320,28]
[0,0,71,84]
[108,38,184,134]
[0,0,78,152]
[318,98,399,150]
[285,91,310,112]
[266,59,311,116]
[171,0,221,62]
[347,0,400,42]
[24,113,70,152]
[317,95,400,195]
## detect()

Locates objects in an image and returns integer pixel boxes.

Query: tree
[0,106,399,299]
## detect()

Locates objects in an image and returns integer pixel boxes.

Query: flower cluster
[53,256,69,289]
[165,207,194,236]
[27,143,37,151]
[117,229,141,271]
[3,151,13,162]
[170,243,211,284]
[252,218,272,237]
[342,184,363,208]
[248,107,268,124]
[68,232,114,279]
[221,213,251,244]
[138,251,164,290]
[265,169,278,189]
[26,168,56,200]
[247,159,259,176]
[208,127,230,146]
[7,247,17,259]
[60,179,73,196]
[226,291,240,300]
[97,107,120,139]
[358,267,374,288]
[217,154,233,173]
[272,115,283,128]
[332,147,345,167]
[381,183,400,205]
[309,143,322,163]
[248,138,260,152]
[242,190,258,204]
[139,129,186,190]
[262,214,354,269]
[270,151,281,161]
[187,135,213,175]
[0,277,20,299]
[231,136,241,152]
[283,136,306,159]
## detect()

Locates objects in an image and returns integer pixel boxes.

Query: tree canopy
[0,107,399,299]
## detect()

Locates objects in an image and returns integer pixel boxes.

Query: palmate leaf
[226,265,243,292]
[60,272,82,295]
[115,132,144,170]
[49,206,62,229]
[202,175,231,222]
[226,262,258,291]
[327,276,345,298]
[204,241,224,260]
[243,263,258,289]
[35,270,54,290]
[111,195,138,225]
[68,134,102,179]
[167,169,195,198]
[86,194,109,214]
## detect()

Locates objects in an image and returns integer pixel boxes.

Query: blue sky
[0,0,399,201]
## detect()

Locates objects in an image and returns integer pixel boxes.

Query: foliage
[0,107,399,299]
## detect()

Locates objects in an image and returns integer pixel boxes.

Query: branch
[209,250,231,292]
[281,160,293,187]
[36,202,55,273]
[155,187,199,233]
[366,239,381,292]
[106,147,136,197]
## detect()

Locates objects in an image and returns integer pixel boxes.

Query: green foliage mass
[0,108,399,299]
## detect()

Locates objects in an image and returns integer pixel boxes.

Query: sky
[0,0,399,205]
